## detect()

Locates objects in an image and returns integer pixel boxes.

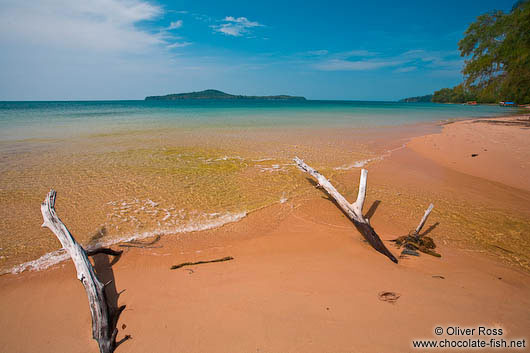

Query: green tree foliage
[457,0,530,103]
[432,84,478,103]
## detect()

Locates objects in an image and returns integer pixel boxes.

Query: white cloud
[224,16,261,26]
[166,41,192,49]
[0,0,165,52]
[394,66,417,73]
[315,59,404,71]
[192,13,212,23]
[312,49,463,72]
[399,49,463,69]
[212,16,263,37]
[307,50,329,56]
[168,20,183,30]
[0,0,207,99]
[338,50,378,58]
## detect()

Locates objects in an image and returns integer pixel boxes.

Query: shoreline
[0,118,440,273]
[1,182,529,352]
[0,116,444,275]
[2,114,528,275]
[0,114,529,352]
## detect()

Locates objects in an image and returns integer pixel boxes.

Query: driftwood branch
[41,190,116,353]
[390,203,439,257]
[414,203,434,236]
[353,169,367,217]
[170,256,234,270]
[294,157,398,263]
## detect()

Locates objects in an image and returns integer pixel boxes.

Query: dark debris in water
[401,248,420,257]
[391,232,441,258]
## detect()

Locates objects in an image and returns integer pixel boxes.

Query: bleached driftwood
[41,190,116,353]
[414,203,434,237]
[294,157,398,263]
[391,203,439,257]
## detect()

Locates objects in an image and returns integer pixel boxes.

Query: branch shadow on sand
[364,200,381,221]
[304,177,398,263]
[419,222,439,237]
[88,226,131,350]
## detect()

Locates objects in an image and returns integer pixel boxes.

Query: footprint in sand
[378,291,400,304]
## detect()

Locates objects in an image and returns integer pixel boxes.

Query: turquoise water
[0,99,521,273]
[0,100,517,141]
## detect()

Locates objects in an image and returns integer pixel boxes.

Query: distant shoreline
[145,89,306,101]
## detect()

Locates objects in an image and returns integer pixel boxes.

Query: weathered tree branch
[353,169,368,217]
[391,204,439,257]
[414,203,434,237]
[294,157,398,263]
[41,190,116,353]
[170,256,234,270]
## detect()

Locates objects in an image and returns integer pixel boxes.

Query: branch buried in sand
[293,157,398,263]
[392,204,440,257]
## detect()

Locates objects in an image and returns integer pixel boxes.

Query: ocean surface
[0,100,515,141]
[0,100,518,273]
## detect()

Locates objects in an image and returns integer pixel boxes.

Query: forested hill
[146,89,306,101]
[399,94,433,103]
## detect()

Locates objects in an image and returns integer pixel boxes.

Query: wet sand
[0,123,434,272]
[0,115,529,352]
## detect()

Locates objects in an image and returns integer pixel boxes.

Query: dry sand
[408,116,530,192]
[0,115,529,353]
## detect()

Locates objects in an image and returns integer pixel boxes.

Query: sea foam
[334,144,405,170]
[8,211,246,274]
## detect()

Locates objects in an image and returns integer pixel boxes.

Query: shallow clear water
[0,100,517,141]
[0,100,519,273]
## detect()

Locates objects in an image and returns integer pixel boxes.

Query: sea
[0,100,517,274]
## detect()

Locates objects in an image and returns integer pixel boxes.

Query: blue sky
[0,0,517,100]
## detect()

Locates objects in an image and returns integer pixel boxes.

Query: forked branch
[41,190,117,353]
[294,157,398,263]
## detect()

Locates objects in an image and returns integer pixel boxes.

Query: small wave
[251,158,274,162]
[334,144,405,170]
[200,155,245,164]
[214,156,245,161]
[9,249,70,274]
[96,211,246,247]
[256,163,294,173]
[7,211,247,275]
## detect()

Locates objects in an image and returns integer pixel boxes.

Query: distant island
[399,94,433,103]
[145,89,306,101]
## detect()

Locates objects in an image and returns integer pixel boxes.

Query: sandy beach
[2,0,530,351]
[0,115,529,353]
